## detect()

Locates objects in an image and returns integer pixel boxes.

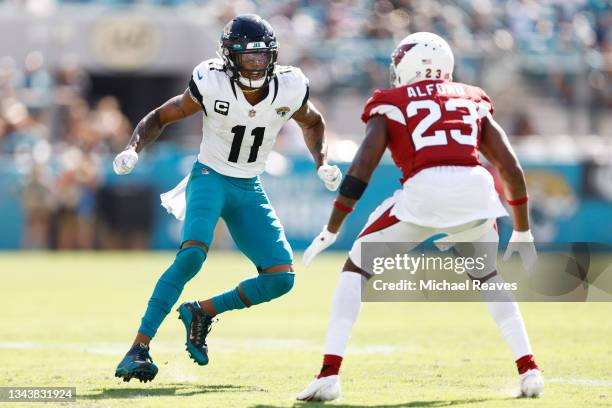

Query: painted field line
[0,340,410,355]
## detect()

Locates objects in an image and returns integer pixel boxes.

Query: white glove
[303,226,338,266]
[317,164,342,191]
[503,230,538,274]
[113,148,139,175]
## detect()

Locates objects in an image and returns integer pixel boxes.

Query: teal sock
[139,247,206,337]
[211,287,247,315]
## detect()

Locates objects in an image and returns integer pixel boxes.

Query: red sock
[318,354,343,378]
[516,354,539,374]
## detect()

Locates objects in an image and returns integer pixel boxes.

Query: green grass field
[1,251,611,407]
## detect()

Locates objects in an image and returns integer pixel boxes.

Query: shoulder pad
[361,88,406,124]
[477,87,494,116]
[189,59,227,114]
[192,59,224,81]
[274,65,309,109]
[276,65,308,83]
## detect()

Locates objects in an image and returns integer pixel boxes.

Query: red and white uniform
[350,79,508,269]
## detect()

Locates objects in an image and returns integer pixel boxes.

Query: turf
[0,251,611,407]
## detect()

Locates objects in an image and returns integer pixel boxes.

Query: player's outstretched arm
[292,101,342,191]
[113,89,201,175]
[302,116,387,266]
[481,113,537,272]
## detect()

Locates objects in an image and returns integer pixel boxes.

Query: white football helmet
[390,32,454,87]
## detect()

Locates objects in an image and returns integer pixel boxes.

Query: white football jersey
[189,58,310,178]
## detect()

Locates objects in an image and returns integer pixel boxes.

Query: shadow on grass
[251,397,517,408]
[80,383,263,400]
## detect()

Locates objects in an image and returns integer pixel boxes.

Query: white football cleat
[520,369,544,397]
[296,375,341,401]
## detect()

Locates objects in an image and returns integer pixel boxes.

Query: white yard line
[0,340,409,355]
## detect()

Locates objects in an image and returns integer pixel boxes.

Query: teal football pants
[138,161,293,338]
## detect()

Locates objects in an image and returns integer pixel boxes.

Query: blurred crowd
[0,0,610,249]
[214,0,611,92]
[0,52,138,249]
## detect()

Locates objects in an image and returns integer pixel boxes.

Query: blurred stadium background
[0,0,610,251]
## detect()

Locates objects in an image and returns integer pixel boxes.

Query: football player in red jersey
[296,32,543,401]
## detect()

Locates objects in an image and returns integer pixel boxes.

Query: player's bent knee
[261,271,295,298]
[173,245,207,281]
[241,271,295,305]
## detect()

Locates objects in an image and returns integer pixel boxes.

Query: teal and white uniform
[161,58,309,269]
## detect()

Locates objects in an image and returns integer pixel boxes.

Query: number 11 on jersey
[228,126,266,163]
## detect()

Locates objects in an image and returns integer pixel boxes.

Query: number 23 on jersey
[407,98,487,151]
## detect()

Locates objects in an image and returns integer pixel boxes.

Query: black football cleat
[177,301,215,365]
[114,343,158,383]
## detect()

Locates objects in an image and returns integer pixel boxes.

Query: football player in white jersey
[113,14,342,383]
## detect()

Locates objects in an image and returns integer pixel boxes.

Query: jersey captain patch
[214,100,230,115]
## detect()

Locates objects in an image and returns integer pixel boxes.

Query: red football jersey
[361,79,494,183]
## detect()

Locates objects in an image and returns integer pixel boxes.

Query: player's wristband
[334,200,354,213]
[510,230,534,242]
[507,196,528,206]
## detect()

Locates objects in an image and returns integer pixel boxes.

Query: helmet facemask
[233,50,275,89]
[219,15,279,90]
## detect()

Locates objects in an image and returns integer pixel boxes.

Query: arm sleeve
[276,66,310,111]
[361,90,406,125]
[293,67,310,109]
[188,62,208,114]
[479,88,495,117]
[300,82,310,108]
